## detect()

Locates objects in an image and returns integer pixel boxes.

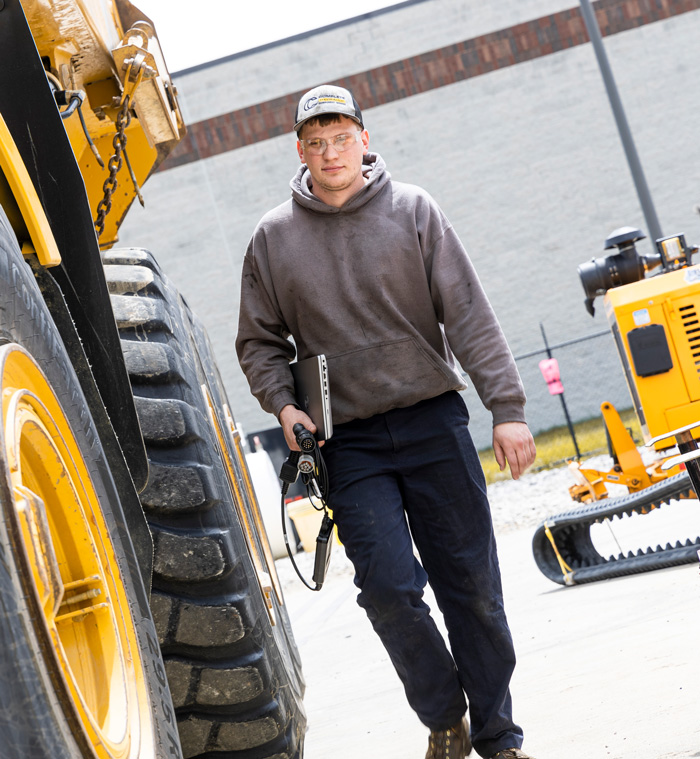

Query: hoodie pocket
[326,337,462,422]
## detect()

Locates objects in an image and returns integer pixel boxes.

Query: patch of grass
[479,408,642,485]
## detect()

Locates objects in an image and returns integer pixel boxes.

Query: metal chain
[94,96,132,238]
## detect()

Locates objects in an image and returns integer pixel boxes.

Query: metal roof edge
[171,0,432,77]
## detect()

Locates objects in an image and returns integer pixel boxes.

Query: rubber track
[104,248,305,759]
[532,472,700,585]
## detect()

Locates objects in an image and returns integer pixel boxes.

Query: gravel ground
[486,454,612,533]
[487,463,576,532]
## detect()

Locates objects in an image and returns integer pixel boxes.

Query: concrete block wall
[173,0,577,122]
[119,0,700,449]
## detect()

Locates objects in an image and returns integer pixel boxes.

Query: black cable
[76,100,106,169]
[311,445,330,499]
[281,491,320,591]
[50,77,106,170]
[279,432,332,591]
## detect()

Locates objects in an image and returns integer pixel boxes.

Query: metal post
[579,0,663,246]
[540,323,581,459]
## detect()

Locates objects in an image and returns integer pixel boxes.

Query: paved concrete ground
[279,525,700,759]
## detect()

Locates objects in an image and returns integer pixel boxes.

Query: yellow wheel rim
[0,344,154,759]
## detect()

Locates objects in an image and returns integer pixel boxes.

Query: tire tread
[109,249,305,759]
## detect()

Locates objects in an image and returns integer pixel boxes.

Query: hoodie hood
[290,152,391,214]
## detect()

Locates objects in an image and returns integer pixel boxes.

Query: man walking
[236,84,537,759]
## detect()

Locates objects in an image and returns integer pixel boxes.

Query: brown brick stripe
[161,0,700,171]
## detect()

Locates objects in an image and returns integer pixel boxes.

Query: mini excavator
[533,227,700,585]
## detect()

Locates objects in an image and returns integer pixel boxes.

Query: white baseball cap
[294,84,364,133]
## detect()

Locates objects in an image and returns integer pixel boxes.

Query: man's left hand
[493,422,536,480]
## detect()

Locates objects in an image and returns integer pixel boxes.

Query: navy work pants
[322,391,523,758]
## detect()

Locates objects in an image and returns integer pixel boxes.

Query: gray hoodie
[236,153,526,427]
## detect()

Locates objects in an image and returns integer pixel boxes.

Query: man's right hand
[279,404,318,450]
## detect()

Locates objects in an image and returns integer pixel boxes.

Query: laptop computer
[290,355,333,441]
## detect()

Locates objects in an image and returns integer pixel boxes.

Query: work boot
[489,750,536,759]
[426,716,472,758]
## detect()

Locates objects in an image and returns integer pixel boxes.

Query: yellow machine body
[538,252,700,582]
[17,0,185,247]
[604,265,700,449]
[0,4,307,757]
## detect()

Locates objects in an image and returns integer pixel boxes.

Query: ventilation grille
[680,304,700,378]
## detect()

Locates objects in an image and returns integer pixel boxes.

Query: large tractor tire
[0,208,183,759]
[103,248,306,759]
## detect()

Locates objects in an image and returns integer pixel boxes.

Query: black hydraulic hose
[59,94,81,120]
[76,101,105,168]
